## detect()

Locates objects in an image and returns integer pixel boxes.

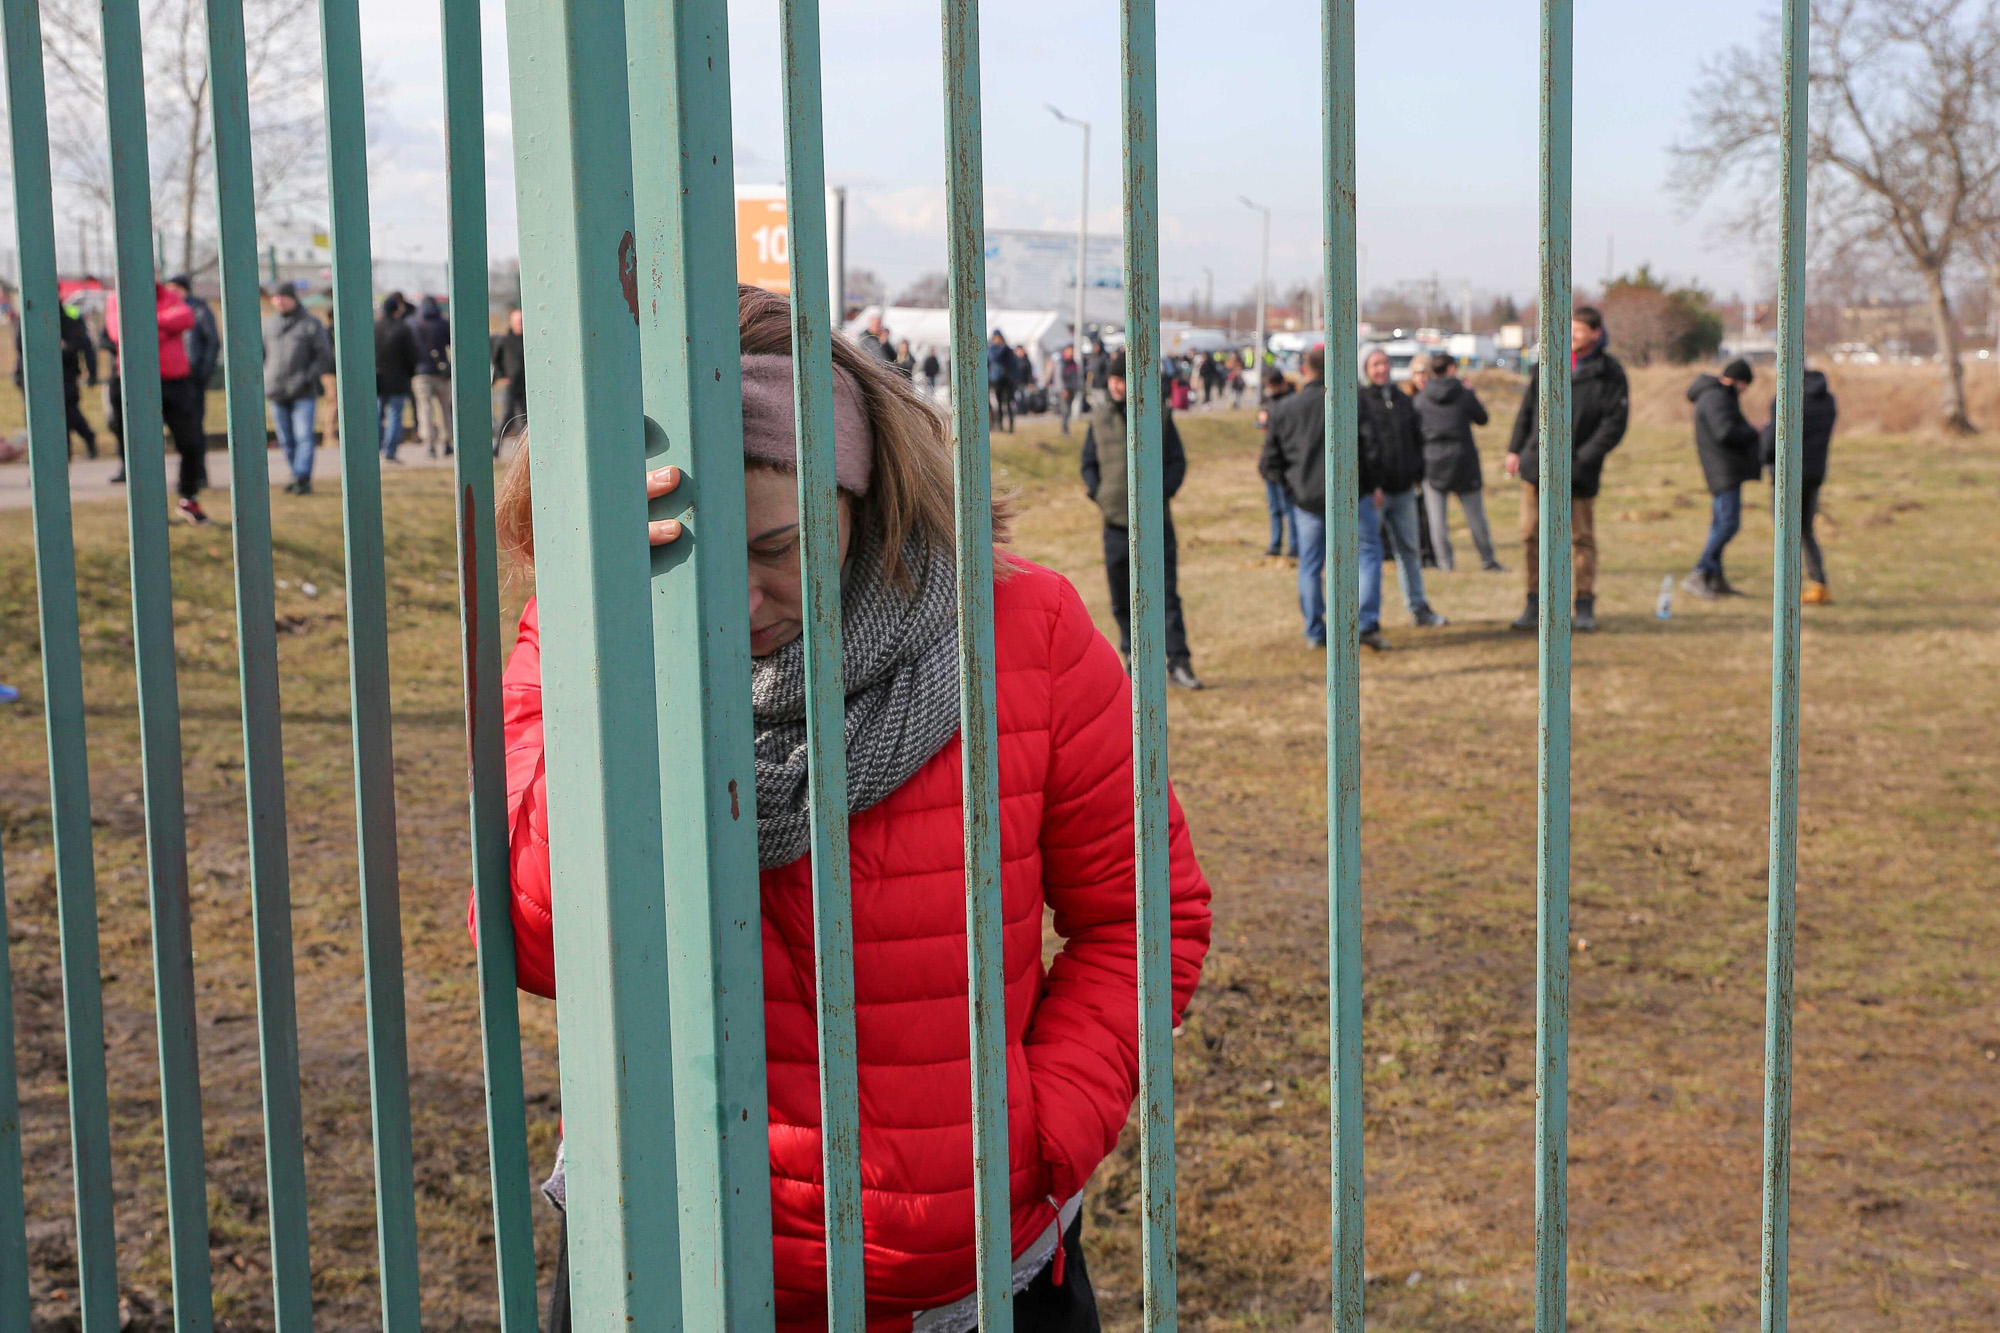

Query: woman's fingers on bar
[646,465,682,499]
[649,518,683,546]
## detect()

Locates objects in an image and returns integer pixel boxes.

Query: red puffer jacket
[105,284,196,380]
[490,558,1210,1330]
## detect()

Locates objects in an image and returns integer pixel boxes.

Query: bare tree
[1674,0,2000,432]
[38,0,324,277]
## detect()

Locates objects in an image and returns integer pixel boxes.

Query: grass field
[0,381,1995,1331]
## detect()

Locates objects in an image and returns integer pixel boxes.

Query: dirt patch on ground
[1,400,1995,1330]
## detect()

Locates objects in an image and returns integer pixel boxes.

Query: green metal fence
[0,0,1809,1328]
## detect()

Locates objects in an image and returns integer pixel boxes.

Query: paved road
[0,443,483,512]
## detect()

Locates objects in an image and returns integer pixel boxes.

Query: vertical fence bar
[203,0,316,1322]
[503,0,685,1324]
[620,0,775,1320]
[1319,1,1364,1329]
[776,2,865,1324]
[1533,1,1574,1328]
[439,0,539,1326]
[314,0,422,1324]
[0,848,29,1331]
[938,3,1013,1323]
[97,0,218,1323]
[1761,3,1808,1328]
[1119,3,1176,1326]
[0,4,120,1324]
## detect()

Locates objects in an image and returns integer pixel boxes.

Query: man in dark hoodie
[1081,352,1203,688]
[374,292,420,463]
[1412,351,1503,572]
[1682,357,1761,599]
[1760,367,1839,604]
[1506,305,1629,632]
[410,295,453,458]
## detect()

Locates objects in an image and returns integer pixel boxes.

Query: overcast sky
[279,0,1772,308]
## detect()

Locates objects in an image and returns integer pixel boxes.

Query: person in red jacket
[484,284,1211,1332]
[106,280,208,522]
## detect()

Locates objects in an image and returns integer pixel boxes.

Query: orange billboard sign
[736,188,792,294]
[736,185,842,314]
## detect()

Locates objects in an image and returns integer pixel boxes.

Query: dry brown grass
[0,383,1995,1331]
[1468,359,2000,439]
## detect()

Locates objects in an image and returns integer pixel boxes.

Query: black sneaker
[1167,662,1205,690]
[1574,597,1598,633]
[1359,627,1392,652]
[1511,596,1538,631]
[109,469,126,484]
[1482,560,1508,573]
[283,479,301,495]
[1715,576,1748,597]
[1413,604,1449,628]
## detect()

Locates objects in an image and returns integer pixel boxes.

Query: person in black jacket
[1265,347,1400,649]
[491,307,527,454]
[1254,366,1296,557]
[12,304,101,458]
[1681,358,1761,599]
[1505,305,1629,632]
[374,292,421,462]
[1759,368,1838,603]
[1080,352,1202,688]
[410,295,453,458]
[1413,352,1503,572]
[1360,346,1446,630]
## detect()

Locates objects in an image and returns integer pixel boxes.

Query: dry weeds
[0,385,1994,1331]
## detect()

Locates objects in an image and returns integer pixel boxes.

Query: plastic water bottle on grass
[1656,574,1675,620]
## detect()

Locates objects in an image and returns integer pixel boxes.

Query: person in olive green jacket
[1079,352,1202,689]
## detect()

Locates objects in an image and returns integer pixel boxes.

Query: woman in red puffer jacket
[486,285,1210,1332]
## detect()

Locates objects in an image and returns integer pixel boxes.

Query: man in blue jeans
[1265,347,1398,651]
[1254,366,1297,557]
[261,282,333,494]
[374,292,420,462]
[1682,358,1760,599]
[1357,346,1447,630]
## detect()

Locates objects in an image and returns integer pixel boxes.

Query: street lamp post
[1241,196,1271,401]
[1047,104,1090,419]
[1202,266,1213,323]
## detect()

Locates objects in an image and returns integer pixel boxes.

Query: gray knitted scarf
[750,529,961,869]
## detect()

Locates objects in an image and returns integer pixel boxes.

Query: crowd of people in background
[9,288,1838,623]
[7,279,546,518]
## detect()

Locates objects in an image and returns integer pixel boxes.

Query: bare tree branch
[1674,0,2000,431]
[38,0,327,278]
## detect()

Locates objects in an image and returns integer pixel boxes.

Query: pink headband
[739,353,875,496]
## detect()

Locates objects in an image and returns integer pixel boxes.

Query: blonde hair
[495,284,1013,589]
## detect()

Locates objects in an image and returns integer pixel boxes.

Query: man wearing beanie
[1081,351,1204,688]
[1682,357,1761,599]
